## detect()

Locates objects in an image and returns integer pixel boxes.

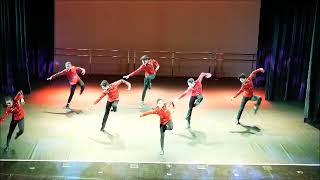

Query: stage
[0,76,319,179]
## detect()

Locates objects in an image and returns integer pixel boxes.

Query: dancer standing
[140,99,175,155]
[93,79,131,132]
[123,55,159,107]
[0,91,25,152]
[174,72,212,128]
[231,68,265,124]
[47,61,86,109]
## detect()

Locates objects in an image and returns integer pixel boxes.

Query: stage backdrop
[55,0,261,77]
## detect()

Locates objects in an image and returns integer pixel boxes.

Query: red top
[177,72,209,99]
[233,68,264,98]
[94,79,131,104]
[141,102,175,125]
[0,91,25,124]
[129,59,159,77]
[51,66,82,85]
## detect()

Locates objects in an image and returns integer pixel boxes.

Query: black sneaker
[254,105,259,114]
[64,104,71,109]
[100,127,106,132]
[4,146,9,152]
[236,119,240,125]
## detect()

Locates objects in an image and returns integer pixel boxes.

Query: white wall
[55,0,261,77]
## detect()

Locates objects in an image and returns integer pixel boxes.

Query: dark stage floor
[0,75,319,179]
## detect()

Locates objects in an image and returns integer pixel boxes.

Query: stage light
[98,171,103,174]
[296,170,303,174]
[29,166,35,170]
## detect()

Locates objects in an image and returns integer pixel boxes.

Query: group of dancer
[0,55,264,155]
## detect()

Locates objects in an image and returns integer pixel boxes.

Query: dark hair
[156,98,163,103]
[187,78,195,84]
[4,96,12,102]
[238,73,246,79]
[100,80,109,87]
[140,55,150,61]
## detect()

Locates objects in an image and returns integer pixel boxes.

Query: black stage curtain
[0,0,54,95]
[304,1,320,125]
[257,0,319,125]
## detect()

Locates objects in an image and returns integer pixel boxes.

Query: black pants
[160,120,173,151]
[101,100,119,129]
[7,119,24,147]
[67,79,85,104]
[186,95,204,124]
[237,96,262,120]
[142,74,156,101]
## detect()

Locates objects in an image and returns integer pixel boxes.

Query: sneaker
[100,127,106,132]
[64,104,71,109]
[4,146,9,152]
[236,119,240,125]
[160,150,164,155]
[14,133,19,140]
[186,120,190,129]
[254,105,259,114]
[194,99,200,106]
[140,101,144,108]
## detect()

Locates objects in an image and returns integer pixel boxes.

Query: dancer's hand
[20,98,25,105]
[47,77,52,81]
[139,114,143,118]
[205,73,212,78]
[123,75,129,79]
[81,69,86,75]
[127,84,131,90]
[261,68,265,73]
[230,97,235,101]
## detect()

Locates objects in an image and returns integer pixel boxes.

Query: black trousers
[186,95,204,123]
[101,100,119,129]
[160,120,173,151]
[237,96,262,120]
[7,118,24,147]
[141,74,156,101]
[67,79,85,104]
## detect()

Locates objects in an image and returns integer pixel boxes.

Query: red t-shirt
[129,59,159,77]
[177,72,208,99]
[233,68,264,98]
[94,80,130,104]
[52,66,82,85]
[0,91,25,124]
[141,102,175,125]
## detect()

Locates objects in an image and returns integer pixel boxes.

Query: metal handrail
[54,48,256,76]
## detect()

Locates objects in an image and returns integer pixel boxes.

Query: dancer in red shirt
[47,61,86,109]
[93,79,131,132]
[140,99,175,155]
[231,68,265,124]
[123,55,160,107]
[0,91,25,152]
[174,72,212,128]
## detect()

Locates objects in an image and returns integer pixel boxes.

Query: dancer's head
[4,97,13,107]
[100,80,109,90]
[238,73,246,83]
[140,55,150,64]
[187,78,195,88]
[156,98,164,108]
[65,61,72,69]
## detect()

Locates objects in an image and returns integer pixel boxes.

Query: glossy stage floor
[0,76,319,179]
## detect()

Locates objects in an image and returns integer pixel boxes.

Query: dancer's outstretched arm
[113,79,131,90]
[47,69,67,81]
[196,72,212,82]
[76,66,86,75]
[247,68,264,81]
[123,65,144,79]
[93,92,107,105]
